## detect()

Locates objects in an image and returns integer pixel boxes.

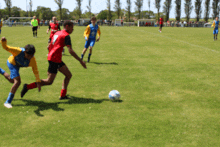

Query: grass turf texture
[0,26,220,146]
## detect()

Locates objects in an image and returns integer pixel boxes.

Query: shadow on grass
[89,62,118,65]
[14,95,112,117]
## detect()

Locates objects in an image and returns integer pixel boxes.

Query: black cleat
[59,96,71,100]
[21,84,28,98]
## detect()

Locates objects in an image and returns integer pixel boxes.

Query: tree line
[0,0,218,22]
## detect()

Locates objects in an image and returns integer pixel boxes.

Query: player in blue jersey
[212,17,220,41]
[81,17,101,62]
[0,37,41,108]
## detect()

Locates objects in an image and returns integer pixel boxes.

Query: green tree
[204,0,211,22]
[175,0,181,21]
[87,0,92,19]
[135,0,143,19]
[114,0,121,19]
[54,0,64,20]
[56,8,71,20]
[0,9,8,19]
[194,0,202,21]
[97,10,108,20]
[11,6,21,17]
[212,0,219,19]
[29,0,33,17]
[155,0,161,21]
[184,0,193,22]
[107,0,112,20]
[126,0,131,21]
[163,0,172,21]
[76,0,82,18]
[36,6,54,20]
[4,0,12,17]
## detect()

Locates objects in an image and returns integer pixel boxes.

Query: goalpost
[78,19,91,26]
[5,17,33,27]
[115,19,123,26]
[138,19,155,27]
[123,22,136,26]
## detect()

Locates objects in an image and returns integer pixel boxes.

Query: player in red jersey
[21,20,87,100]
[47,17,61,47]
[159,17,163,33]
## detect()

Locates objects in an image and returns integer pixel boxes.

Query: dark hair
[63,20,74,27]
[91,17,97,21]
[24,44,35,55]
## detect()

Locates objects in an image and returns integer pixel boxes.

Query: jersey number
[52,35,59,45]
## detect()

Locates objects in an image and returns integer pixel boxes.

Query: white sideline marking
[131,28,219,53]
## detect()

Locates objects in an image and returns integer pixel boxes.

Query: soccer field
[0,26,220,146]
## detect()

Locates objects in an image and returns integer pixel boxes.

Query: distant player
[21,20,87,100]
[31,16,39,37]
[0,19,2,35]
[0,37,41,108]
[159,17,163,33]
[81,17,101,62]
[47,17,61,49]
[212,17,220,41]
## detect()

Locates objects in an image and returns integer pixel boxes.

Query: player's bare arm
[67,46,87,69]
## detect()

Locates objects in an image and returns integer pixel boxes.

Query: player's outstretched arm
[1,37,21,56]
[67,46,87,69]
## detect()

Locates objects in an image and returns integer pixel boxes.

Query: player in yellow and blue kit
[0,37,41,108]
[81,17,101,62]
[212,17,220,41]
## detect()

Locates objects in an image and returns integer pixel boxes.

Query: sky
[0,0,214,19]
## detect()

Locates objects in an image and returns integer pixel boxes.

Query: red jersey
[37,18,40,25]
[47,30,71,63]
[49,22,60,39]
[159,18,163,25]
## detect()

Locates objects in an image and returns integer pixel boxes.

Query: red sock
[60,89,67,97]
[27,82,37,90]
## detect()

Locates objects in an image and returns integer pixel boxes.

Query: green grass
[0,26,220,147]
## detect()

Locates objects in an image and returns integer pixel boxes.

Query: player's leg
[4,76,21,108]
[81,40,90,60]
[216,30,218,40]
[213,30,216,41]
[88,46,93,62]
[87,40,96,62]
[21,61,58,98]
[58,63,72,100]
[32,27,35,37]
[0,68,14,83]
[35,27,38,37]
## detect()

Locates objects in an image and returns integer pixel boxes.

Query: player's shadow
[14,96,110,117]
[89,62,118,65]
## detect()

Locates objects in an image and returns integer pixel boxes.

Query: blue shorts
[7,61,20,79]
[213,29,218,34]
[84,39,96,49]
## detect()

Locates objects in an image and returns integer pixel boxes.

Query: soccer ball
[108,90,120,100]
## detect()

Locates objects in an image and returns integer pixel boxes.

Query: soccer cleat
[21,84,28,98]
[59,96,71,100]
[4,103,12,108]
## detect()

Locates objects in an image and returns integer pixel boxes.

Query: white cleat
[4,103,12,108]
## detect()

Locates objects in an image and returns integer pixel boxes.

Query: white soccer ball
[108,90,120,100]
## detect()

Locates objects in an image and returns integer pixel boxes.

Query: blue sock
[0,29,1,34]
[5,92,14,104]
[0,68,5,75]
[81,54,84,59]
[88,53,92,62]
